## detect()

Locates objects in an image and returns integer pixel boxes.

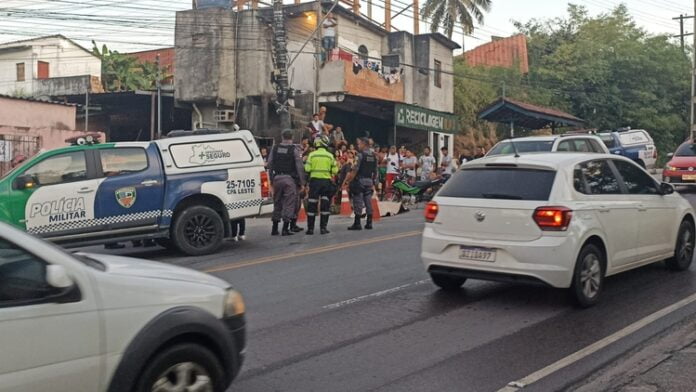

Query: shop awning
[478,97,585,130]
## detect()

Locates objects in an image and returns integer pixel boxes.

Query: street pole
[272,0,291,130]
[692,0,696,140]
[156,54,162,139]
[84,90,89,132]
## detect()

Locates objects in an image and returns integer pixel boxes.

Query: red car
[664,141,696,186]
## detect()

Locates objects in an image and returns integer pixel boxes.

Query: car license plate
[683,175,696,181]
[460,246,496,262]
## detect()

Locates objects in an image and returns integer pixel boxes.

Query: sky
[0,0,693,53]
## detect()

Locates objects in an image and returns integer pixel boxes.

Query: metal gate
[0,134,41,177]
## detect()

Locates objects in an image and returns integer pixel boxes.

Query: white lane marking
[323,280,430,310]
[498,291,696,391]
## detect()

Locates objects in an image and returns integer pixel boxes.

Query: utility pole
[272,0,291,130]
[84,90,89,132]
[672,14,694,53]
[156,53,162,139]
[692,0,696,140]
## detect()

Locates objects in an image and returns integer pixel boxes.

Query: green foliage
[455,4,691,155]
[92,41,161,92]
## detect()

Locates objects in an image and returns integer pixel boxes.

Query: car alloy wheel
[152,362,213,392]
[184,214,217,248]
[580,253,602,300]
[677,226,694,266]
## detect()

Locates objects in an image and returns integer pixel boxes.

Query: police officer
[304,135,339,235]
[267,129,305,236]
[343,137,378,230]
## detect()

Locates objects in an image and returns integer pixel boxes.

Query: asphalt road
[95,190,696,392]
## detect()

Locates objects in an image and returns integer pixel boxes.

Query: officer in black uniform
[343,137,378,230]
[267,129,306,236]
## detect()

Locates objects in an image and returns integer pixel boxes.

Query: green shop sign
[395,104,458,134]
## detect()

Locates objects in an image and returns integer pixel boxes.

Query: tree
[92,42,161,92]
[421,0,491,45]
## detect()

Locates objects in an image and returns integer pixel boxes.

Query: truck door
[94,144,165,232]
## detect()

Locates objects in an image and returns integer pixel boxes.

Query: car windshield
[438,167,557,200]
[675,143,696,157]
[487,140,555,156]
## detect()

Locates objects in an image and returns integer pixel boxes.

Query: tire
[172,205,225,256]
[570,244,605,308]
[666,220,695,271]
[134,343,227,392]
[430,273,466,291]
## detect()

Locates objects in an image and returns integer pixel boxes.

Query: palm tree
[421,0,492,47]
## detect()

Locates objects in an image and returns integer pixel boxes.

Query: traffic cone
[297,203,307,222]
[340,189,352,216]
[371,194,381,221]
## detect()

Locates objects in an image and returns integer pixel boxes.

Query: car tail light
[653,149,658,159]
[425,201,439,223]
[533,206,572,231]
[260,171,270,198]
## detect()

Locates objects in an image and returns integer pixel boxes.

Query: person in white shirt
[418,147,437,181]
[439,146,453,178]
[401,150,417,185]
[384,145,401,197]
[310,114,324,140]
[322,12,337,62]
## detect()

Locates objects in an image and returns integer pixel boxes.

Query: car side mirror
[46,265,74,289]
[13,175,37,190]
[660,182,675,195]
[667,152,674,158]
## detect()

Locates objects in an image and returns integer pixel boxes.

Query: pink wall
[0,96,76,130]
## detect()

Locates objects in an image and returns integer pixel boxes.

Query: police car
[0,130,271,256]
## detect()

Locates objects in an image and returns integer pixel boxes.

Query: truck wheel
[134,343,226,392]
[172,205,224,256]
[666,220,695,271]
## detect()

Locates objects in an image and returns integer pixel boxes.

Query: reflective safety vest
[305,148,338,180]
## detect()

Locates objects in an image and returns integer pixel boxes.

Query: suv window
[589,139,605,153]
[573,139,592,153]
[574,160,622,195]
[599,134,616,149]
[557,140,573,152]
[22,151,87,186]
[439,168,556,201]
[100,148,148,177]
[487,140,554,156]
[613,160,659,194]
[0,238,52,304]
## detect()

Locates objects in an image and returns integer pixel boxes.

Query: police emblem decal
[115,187,137,208]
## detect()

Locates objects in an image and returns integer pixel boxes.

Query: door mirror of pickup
[667,152,674,158]
[12,175,37,190]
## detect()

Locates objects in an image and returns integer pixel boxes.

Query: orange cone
[371,194,381,221]
[297,203,307,222]
[340,189,352,216]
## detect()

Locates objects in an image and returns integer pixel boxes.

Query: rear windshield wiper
[481,193,523,200]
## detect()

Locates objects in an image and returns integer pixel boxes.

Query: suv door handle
[77,187,94,194]
[141,180,159,186]
[598,207,610,213]
[637,206,647,212]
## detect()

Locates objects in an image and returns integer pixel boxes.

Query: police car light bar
[66,132,102,146]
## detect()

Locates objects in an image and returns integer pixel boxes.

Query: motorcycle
[387,170,448,206]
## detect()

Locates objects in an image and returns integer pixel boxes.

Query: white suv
[0,222,245,392]
[421,153,694,307]
[486,135,610,156]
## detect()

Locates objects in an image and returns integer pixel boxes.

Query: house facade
[175,0,459,151]
[0,35,103,98]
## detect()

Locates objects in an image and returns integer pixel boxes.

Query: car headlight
[224,289,246,317]
[666,165,677,171]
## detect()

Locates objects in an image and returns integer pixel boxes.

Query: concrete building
[175,0,459,151]
[0,35,103,98]
[0,95,100,176]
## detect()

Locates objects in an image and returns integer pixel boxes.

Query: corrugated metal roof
[462,34,529,74]
[479,97,585,129]
[0,94,76,107]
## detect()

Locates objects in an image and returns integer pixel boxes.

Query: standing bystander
[418,147,437,181]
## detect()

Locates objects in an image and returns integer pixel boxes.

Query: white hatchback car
[0,222,245,392]
[421,153,695,307]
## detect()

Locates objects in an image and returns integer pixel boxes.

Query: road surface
[94,190,696,392]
